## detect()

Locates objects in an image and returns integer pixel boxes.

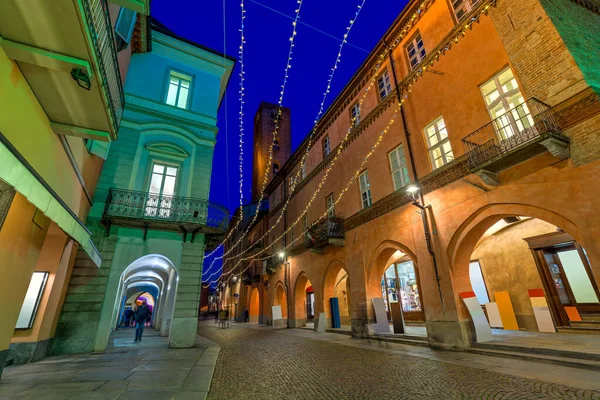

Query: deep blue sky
[152,0,408,282]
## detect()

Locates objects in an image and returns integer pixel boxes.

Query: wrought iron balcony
[306,216,345,253]
[102,189,229,243]
[81,0,126,135]
[462,98,569,185]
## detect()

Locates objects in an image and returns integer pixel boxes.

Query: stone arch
[249,287,260,323]
[292,272,315,328]
[365,240,420,322]
[272,281,288,319]
[321,260,350,328]
[446,202,585,330]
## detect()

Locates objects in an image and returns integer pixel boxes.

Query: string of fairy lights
[205,0,247,263]
[213,99,404,289]
[203,0,305,284]
[209,0,368,282]
[208,0,496,289]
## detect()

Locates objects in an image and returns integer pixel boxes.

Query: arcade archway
[293,273,315,328]
[322,260,350,329]
[249,287,260,323]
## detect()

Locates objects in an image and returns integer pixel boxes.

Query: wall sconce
[232,276,238,284]
[70,68,91,91]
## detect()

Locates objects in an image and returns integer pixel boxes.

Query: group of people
[121,299,152,343]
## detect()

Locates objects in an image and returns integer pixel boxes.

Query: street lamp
[279,251,285,260]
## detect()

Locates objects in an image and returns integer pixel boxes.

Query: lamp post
[232,275,238,321]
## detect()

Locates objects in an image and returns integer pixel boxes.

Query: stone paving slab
[199,321,600,399]
[0,329,220,400]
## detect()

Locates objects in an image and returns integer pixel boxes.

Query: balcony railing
[462,98,566,169]
[306,217,345,249]
[103,189,229,233]
[81,0,126,134]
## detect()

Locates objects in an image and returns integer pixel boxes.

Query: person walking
[124,308,133,327]
[134,300,149,343]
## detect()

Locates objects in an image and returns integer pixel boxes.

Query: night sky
[152,0,408,283]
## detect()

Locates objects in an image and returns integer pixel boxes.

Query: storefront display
[381,260,422,316]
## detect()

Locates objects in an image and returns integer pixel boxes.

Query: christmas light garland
[208,0,496,288]
[203,0,305,283]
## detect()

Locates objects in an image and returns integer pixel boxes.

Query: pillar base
[51,320,99,355]
[425,320,474,348]
[168,317,197,348]
[0,349,8,379]
[8,339,51,364]
[350,319,369,338]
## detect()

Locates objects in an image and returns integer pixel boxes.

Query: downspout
[387,45,444,309]
[283,178,291,328]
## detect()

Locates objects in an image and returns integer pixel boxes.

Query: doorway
[381,258,424,322]
[527,231,600,326]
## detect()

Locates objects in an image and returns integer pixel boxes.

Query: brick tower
[252,102,292,202]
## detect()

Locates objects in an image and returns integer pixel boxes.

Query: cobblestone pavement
[198,322,600,400]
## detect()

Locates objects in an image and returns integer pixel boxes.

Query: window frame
[405,31,427,70]
[450,0,480,22]
[388,145,411,191]
[350,102,361,127]
[322,135,331,158]
[114,7,137,48]
[358,170,372,209]
[424,116,454,170]
[301,163,307,180]
[164,69,194,110]
[377,70,393,101]
[15,272,49,330]
[326,193,335,218]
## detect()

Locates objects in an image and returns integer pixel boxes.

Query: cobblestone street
[198,322,600,400]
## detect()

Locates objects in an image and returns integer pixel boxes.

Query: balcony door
[146,163,178,218]
[480,68,534,141]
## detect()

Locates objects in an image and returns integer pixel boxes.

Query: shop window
[359,170,372,209]
[350,102,361,127]
[323,135,331,158]
[166,70,193,109]
[469,260,490,304]
[114,7,137,51]
[424,116,454,169]
[381,261,421,313]
[15,272,49,329]
[452,0,480,21]
[377,70,392,100]
[406,32,426,70]
[388,145,410,191]
[326,193,335,218]
[480,67,532,140]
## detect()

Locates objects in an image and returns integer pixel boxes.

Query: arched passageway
[272,282,288,321]
[249,288,260,323]
[366,241,426,336]
[322,260,350,329]
[449,206,600,342]
[109,254,179,343]
[293,273,315,328]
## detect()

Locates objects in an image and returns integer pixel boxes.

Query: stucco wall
[471,218,557,331]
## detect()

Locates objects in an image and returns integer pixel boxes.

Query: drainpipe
[387,45,444,309]
[283,178,291,328]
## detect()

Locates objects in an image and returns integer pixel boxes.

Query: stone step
[473,342,600,362]
[465,347,600,371]
[558,325,600,334]
[570,320,600,328]
[368,334,430,347]
[581,314,600,322]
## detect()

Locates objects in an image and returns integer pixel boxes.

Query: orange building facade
[222,0,600,346]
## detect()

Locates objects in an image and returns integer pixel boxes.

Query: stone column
[168,239,205,348]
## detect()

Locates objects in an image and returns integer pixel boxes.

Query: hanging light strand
[203,0,305,282]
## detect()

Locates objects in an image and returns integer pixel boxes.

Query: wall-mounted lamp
[70,67,91,91]
[232,276,238,284]
[406,184,421,202]
[279,251,285,260]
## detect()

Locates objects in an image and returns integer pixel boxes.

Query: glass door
[146,163,178,218]
[306,292,315,320]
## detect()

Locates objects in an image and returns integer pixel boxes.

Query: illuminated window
[323,135,331,158]
[377,70,392,100]
[166,71,192,109]
[480,67,532,140]
[406,32,426,70]
[389,145,410,190]
[359,170,372,209]
[15,272,48,329]
[146,163,178,217]
[424,116,454,169]
[326,193,335,218]
[350,102,361,126]
[452,0,480,21]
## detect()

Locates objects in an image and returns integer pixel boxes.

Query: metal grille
[462,98,563,168]
[81,0,126,134]
[104,189,229,231]
[306,217,345,246]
